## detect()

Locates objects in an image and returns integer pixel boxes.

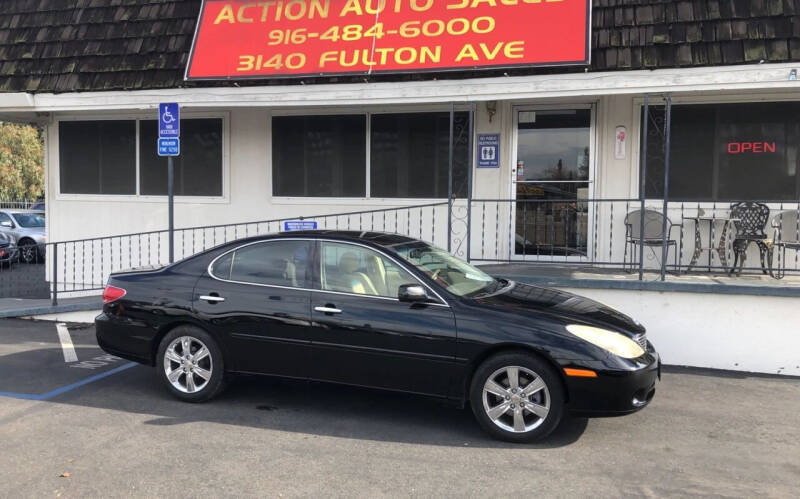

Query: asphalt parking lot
[0,318,798,498]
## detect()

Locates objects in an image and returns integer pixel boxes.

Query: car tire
[156,326,226,403]
[18,239,38,264]
[469,352,565,443]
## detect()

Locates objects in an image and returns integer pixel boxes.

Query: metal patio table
[683,215,740,273]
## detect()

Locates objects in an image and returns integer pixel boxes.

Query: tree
[0,122,44,200]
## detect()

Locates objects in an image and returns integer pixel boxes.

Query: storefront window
[272,115,366,197]
[371,112,469,198]
[59,120,136,195]
[139,119,223,196]
[642,102,800,201]
[272,112,469,199]
[59,117,224,197]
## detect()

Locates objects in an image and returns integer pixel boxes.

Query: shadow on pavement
[1,348,588,448]
[0,318,588,448]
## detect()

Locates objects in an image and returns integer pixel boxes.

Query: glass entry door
[513,108,593,258]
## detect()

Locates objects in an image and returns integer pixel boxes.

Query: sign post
[158,103,180,263]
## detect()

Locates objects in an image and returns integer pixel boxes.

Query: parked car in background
[97,231,659,443]
[0,231,18,267]
[30,200,45,211]
[0,210,46,264]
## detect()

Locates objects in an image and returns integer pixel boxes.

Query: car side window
[320,242,418,298]
[212,240,312,289]
[210,252,233,280]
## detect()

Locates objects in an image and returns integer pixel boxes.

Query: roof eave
[4,62,800,112]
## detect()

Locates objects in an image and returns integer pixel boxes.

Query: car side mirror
[0,221,12,228]
[398,284,429,303]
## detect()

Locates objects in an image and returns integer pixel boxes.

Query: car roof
[270,230,422,249]
[1,209,44,214]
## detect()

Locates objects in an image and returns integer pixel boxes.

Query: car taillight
[103,285,126,304]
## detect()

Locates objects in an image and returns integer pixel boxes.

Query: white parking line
[56,323,78,363]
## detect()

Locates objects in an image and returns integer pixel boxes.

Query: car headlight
[566,324,645,359]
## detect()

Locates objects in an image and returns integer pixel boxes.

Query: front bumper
[564,348,660,417]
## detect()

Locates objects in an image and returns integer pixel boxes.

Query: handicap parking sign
[283,220,318,231]
[478,134,500,168]
[159,102,180,138]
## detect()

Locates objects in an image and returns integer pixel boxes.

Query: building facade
[2,0,800,374]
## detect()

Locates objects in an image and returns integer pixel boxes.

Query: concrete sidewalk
[0,295,101,318]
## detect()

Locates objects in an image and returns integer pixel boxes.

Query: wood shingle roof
[2,0,800,93]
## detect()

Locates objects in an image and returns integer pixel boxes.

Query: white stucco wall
[560,287,800,376]
[46,104,509,244]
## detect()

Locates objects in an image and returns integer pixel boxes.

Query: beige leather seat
[335,252,379,295]
[364,255,388,296]
[284,260,297,287]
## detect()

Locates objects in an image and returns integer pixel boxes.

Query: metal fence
[46,203,449,304]
[2,198,799,304]
[465,198,800,279]
[0,199,40,210]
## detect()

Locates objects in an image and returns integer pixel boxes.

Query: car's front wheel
[157,326,226,402]
[469,352,565,443]
[18,239,39,264]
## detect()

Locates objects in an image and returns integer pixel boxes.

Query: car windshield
[12,213,45,228]
[393,241,501,297]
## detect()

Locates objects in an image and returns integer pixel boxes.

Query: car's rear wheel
[469,352,564,443]
[157,326,226,402]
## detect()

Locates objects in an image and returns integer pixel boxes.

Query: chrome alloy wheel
[163,336,213,394]
[482,365,550,433]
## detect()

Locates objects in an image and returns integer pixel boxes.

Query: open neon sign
[727,141,777,154]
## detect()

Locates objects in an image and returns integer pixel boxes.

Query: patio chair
[769,210,800,279]
[729,202,771,276]
[623,209,681,273]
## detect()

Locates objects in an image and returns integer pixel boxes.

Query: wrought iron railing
[2,198,798,305]
[466,198,800,280]
[44,202,448,304]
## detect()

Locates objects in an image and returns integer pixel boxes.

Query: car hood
[18,228,45,237]
[473,281,645,335]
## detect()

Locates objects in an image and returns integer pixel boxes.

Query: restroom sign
[478,134,500,168]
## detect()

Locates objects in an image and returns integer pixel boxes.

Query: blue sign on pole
[157,138,180,157]
[283,220,318,231]
[159,103,180,138]
[477,134,500,168]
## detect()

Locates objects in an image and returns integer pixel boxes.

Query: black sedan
[96,231,659,442]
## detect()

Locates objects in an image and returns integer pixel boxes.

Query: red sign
[727,142,777,154]
[185,0,590,80]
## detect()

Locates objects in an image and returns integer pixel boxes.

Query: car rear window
[210,253,233,280]
[212,240,312,289]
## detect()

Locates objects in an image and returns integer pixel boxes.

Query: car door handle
[200,295,225,303]
[314,306,342,314]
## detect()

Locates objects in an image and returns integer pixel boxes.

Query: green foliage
[0,122,44,200]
